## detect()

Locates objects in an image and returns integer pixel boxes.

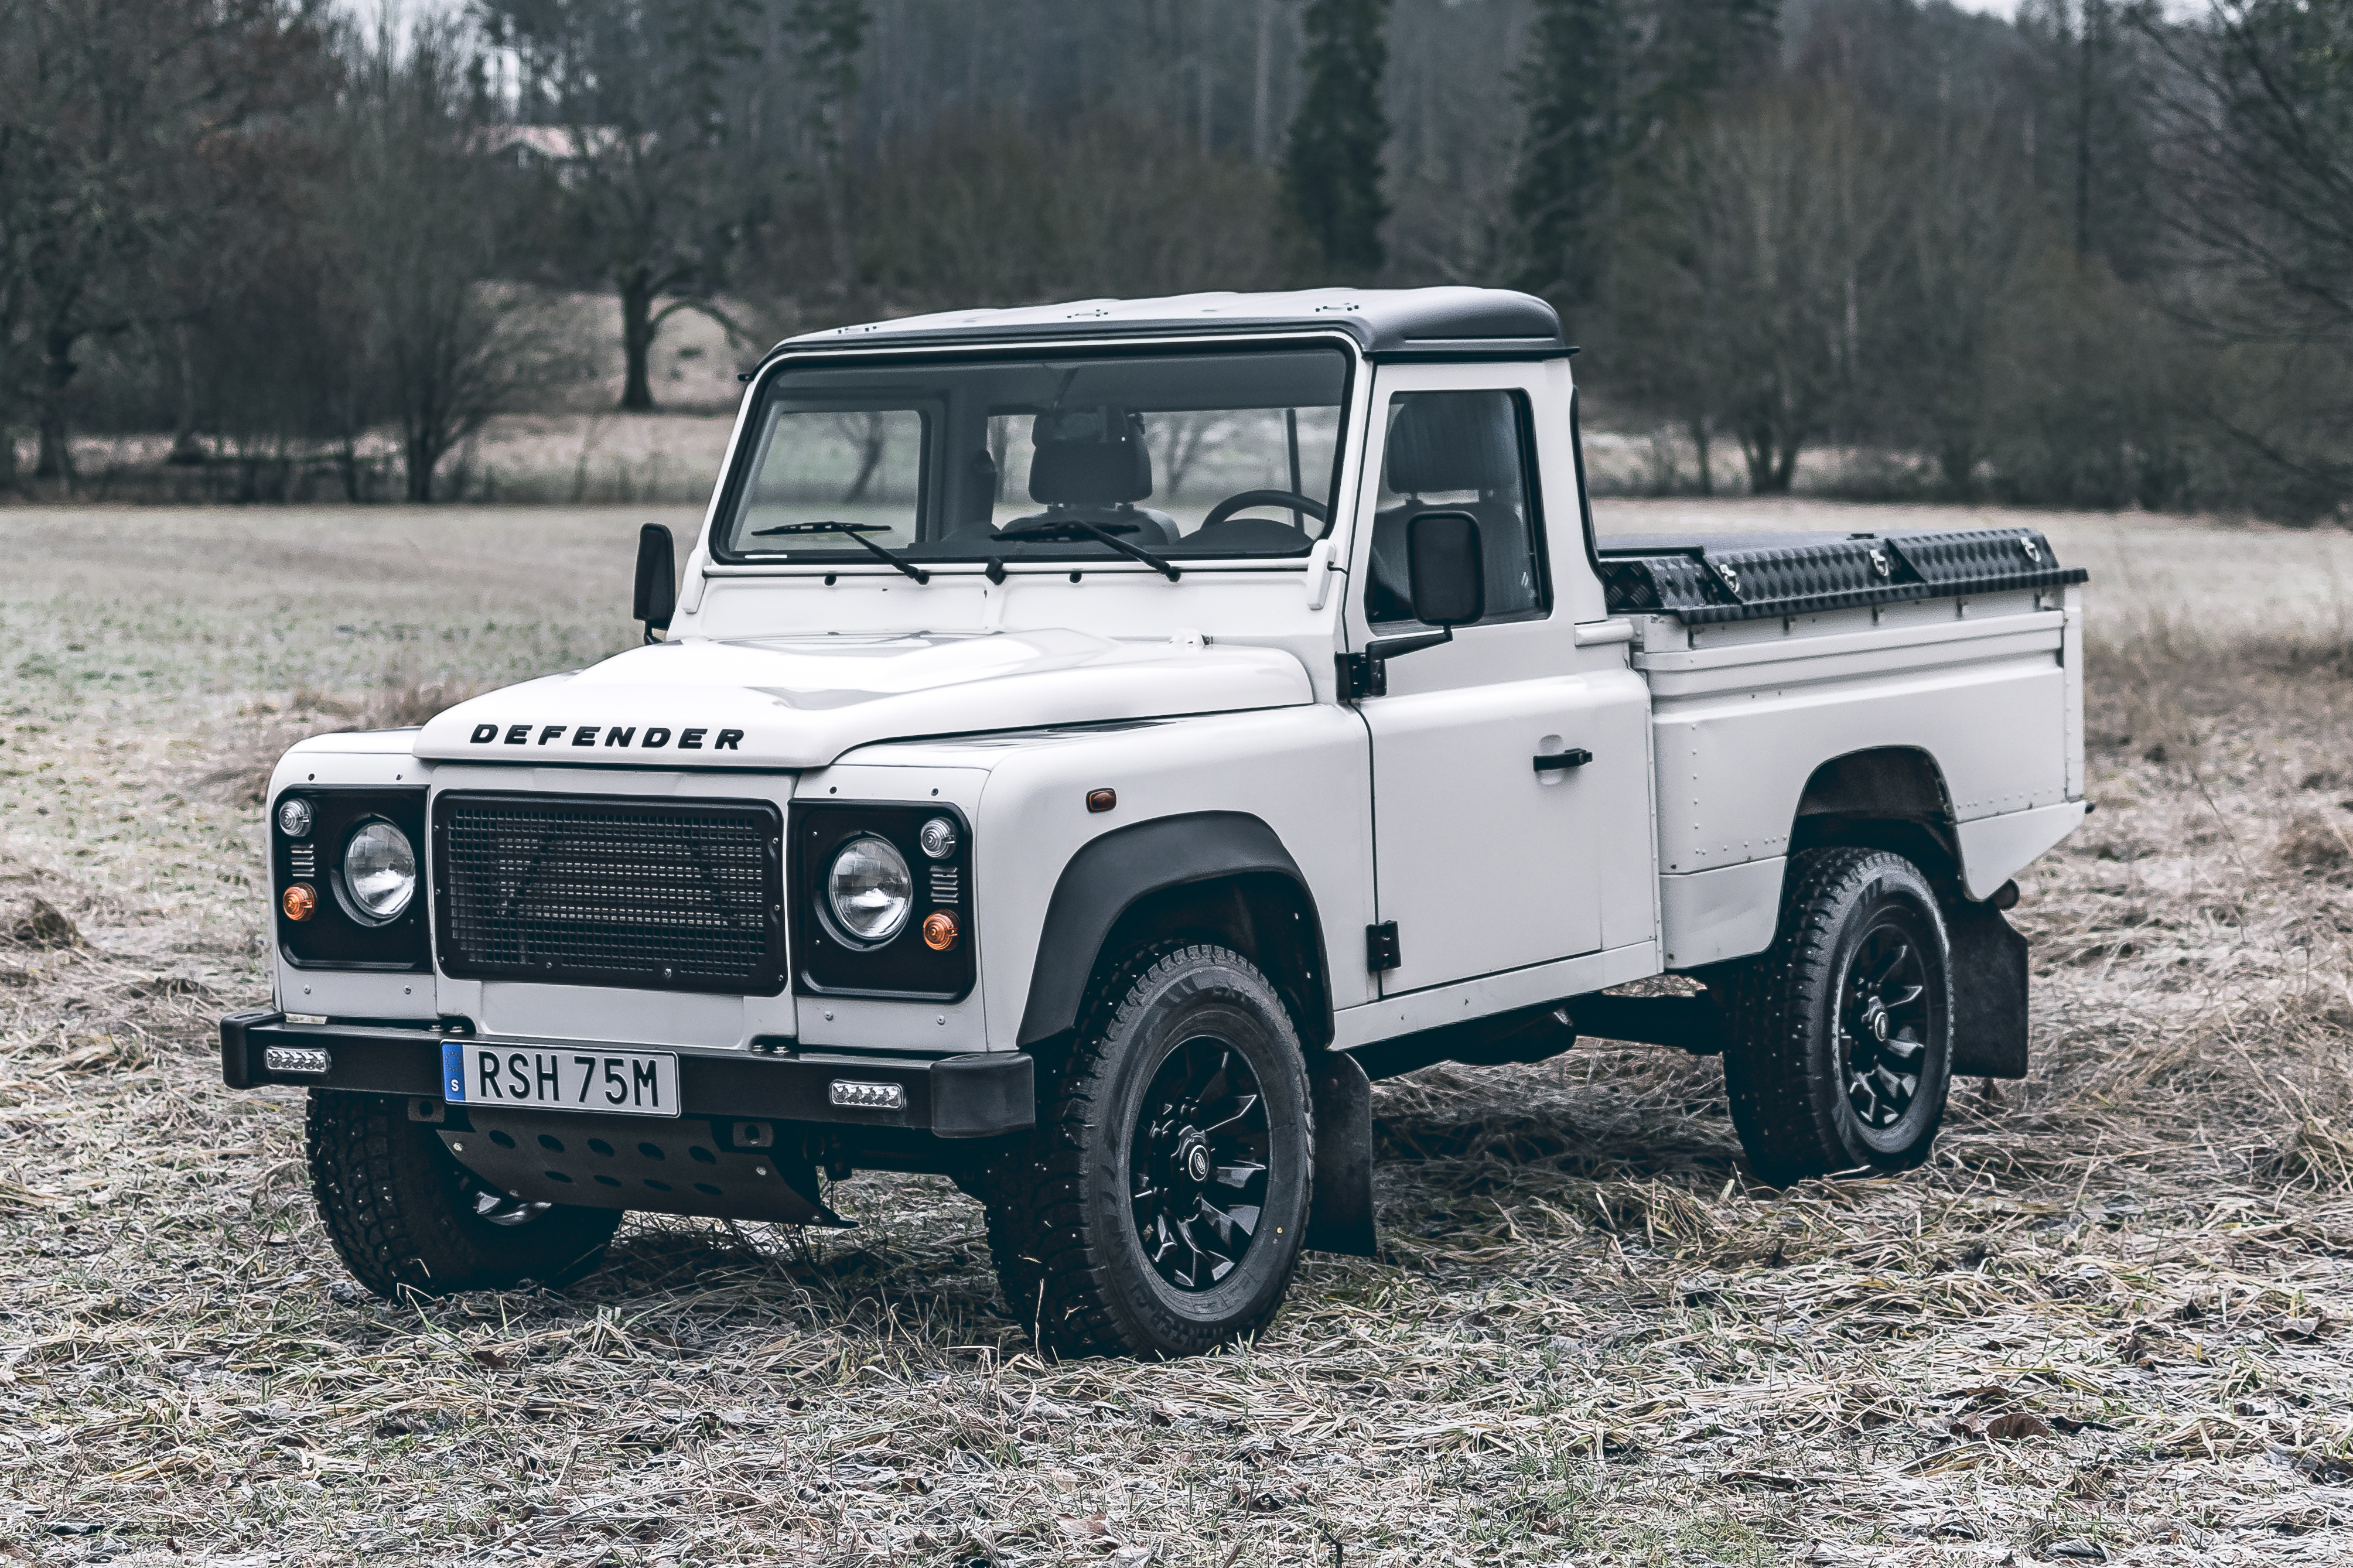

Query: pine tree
[1283,0,1392,276]
[1508,0,1625,323]
[1640,0,1779,125]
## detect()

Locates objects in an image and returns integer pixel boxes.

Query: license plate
[445,1041,680,1118]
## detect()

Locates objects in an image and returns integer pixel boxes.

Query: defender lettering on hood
[466,722,745,751]
[413,629,1313,770]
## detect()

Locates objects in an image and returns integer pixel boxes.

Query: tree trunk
[1690,416,1713,497]
[406,430,436,503]
[1253,0,1275,162]
[1939,439,1978,498]
[166,323,206,465]
[35,327,77,482]
[619,269,657,412]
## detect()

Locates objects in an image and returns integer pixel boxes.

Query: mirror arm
[1336,625,1452,701]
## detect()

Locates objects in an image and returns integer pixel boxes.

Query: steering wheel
[1198,489,1330,532]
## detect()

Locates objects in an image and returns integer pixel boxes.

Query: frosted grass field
[4,500,2351,1565]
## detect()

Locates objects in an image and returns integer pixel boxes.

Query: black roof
[773,286,1565,357]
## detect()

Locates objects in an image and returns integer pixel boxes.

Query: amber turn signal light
[282,883,316,922]
[1087,788,1116,813]
[921,911,959,951]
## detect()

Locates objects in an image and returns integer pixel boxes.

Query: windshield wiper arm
[992,518,1180,581]
[750,520,928,584]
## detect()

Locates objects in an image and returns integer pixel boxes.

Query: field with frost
[2,500,2351,1566]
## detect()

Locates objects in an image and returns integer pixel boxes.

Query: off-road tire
[981,942,1314,1358]
[1719,848,1955,1186]
[307,1090,622,1298]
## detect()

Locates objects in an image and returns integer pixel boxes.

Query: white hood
[412,629,1312,770]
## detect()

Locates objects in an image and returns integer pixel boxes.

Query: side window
[1364,390,1546,628]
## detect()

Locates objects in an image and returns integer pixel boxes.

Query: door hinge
[1365,921,1401,972]
[1334,628,1451,702]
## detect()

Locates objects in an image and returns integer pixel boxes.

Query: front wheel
[307,1090,621,1297]
[982,942,1314,1358]
[1719,848,1955,1186]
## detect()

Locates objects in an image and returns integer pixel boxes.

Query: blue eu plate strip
[442,1039,466,1102]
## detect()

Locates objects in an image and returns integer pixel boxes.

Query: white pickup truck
[222,288,2087,1357]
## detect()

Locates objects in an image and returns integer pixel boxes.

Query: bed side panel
[1644,601,2069,882]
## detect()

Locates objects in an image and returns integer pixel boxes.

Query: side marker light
[1087,788,1116,813]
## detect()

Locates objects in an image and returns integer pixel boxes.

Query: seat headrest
[1384,392,1521,496]
[1029,406,1153,505]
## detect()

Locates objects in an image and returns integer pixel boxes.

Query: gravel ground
[3,501,2351,1567]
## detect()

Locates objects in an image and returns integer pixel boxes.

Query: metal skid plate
[440,1112,846,1226]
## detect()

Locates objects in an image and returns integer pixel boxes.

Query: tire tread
[982,941,1311,1358]
[1720,848,1951,1186]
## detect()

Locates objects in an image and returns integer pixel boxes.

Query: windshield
[715,345,1350,565]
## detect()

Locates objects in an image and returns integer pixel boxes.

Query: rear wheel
[1719,848,1955,1186]
[307,1090,621,1297]
[981,942,1313,1358]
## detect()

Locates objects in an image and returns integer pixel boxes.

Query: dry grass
[193,677,484,806]
[5,501,2353,1566]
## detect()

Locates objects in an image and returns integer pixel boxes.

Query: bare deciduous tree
[1617,86,1903,493]
[334,16,568,501]
[0,0,320,488]
[481,0,774,412]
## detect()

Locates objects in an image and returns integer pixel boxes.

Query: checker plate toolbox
[1597,527,2089,625]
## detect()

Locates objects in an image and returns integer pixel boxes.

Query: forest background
[1,0,2347,517]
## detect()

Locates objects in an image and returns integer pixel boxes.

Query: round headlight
[827,835,912,944]
[277,798,313,838]
[918,817,958,859]
[341,821,417,923]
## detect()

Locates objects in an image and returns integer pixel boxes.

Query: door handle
[1532,749,1592,773]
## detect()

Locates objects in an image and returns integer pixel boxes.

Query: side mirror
[1337,510,1487,700]
[1406,510,1484,627]
[633,524,676,642]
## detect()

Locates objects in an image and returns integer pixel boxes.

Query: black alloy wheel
[1129,1038,1272,1291]
[1839,915,1932,1133]
[978,941,1313,1358]
[1720,847,1955,1185]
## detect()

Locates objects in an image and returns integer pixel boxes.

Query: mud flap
[1948,900,2030,1078]
[1304,1049,1377,1257]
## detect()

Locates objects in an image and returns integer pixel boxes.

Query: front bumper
[218,1010,1034,1138]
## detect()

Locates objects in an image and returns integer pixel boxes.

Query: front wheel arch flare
[1015,812,1331,1049]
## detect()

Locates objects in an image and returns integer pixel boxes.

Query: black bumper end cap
[220,1009,284,1089]
[930,1051,1034,1137]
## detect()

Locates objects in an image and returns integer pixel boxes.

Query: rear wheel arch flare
[1789,746,1962,884]
[1016,812,1332,1050]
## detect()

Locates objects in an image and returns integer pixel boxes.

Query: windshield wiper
[992,517,1180,581]
[750,520,928,584]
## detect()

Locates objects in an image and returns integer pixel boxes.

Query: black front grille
[432,792,785,995]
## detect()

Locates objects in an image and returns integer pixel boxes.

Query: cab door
[1344,360,1648,997]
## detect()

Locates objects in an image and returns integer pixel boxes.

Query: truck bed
[1596,525,2086,624]
[1601,525,2089,971]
